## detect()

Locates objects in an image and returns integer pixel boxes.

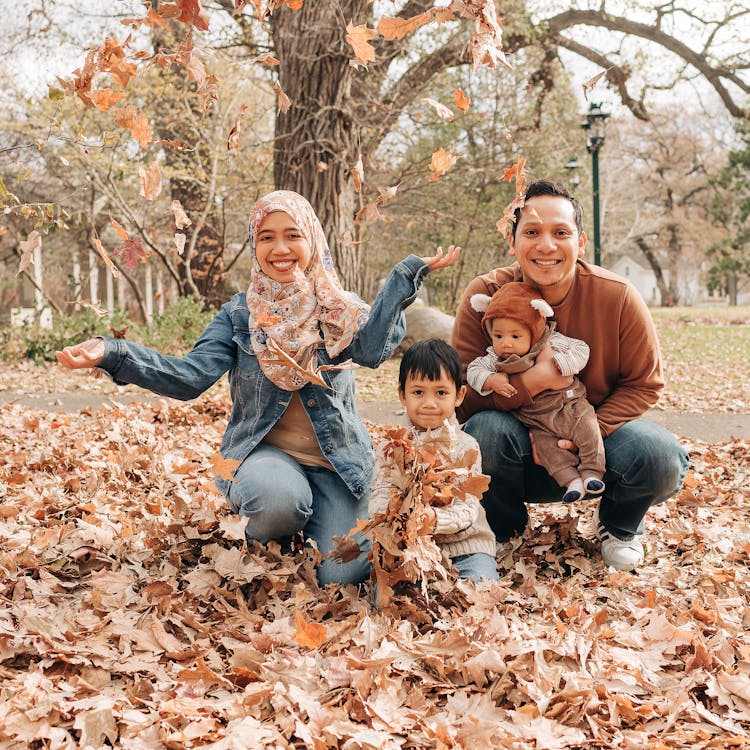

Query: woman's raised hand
[421,244,461,271]
[55,338,106,369]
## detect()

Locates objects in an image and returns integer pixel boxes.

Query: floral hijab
[246,190,370,390]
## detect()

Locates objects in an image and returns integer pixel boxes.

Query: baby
[468,282,605,503]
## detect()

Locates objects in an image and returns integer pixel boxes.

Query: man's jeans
[226,444,371,586]
[463,412,690,542]
[452,553,499,582]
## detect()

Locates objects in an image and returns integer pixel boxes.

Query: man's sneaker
[594,507,644,571]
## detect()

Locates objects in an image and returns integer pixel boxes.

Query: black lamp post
[581,102,610,266]
[564,156,580,189]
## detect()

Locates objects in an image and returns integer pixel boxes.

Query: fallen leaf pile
[345,424,490,609]
[1,395,748,747]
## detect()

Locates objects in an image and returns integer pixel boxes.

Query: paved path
[1,390,749,441]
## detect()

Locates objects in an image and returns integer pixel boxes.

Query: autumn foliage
[1,393,749,747]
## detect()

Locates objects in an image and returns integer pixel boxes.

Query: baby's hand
[487,372,517,397]
[421,244,461,271]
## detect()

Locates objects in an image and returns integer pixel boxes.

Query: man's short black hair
[511,179,584,239]
[398,338,463,393]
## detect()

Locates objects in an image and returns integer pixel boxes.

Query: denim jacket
[98,254,430,501]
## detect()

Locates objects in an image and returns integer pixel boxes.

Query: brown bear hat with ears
[470,281,554,345]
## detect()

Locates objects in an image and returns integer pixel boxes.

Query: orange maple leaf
[210,452,241,481]
[293,609,328,650]
[346,21,377,69]
[90,88,125,112]
[175,0,210,31]
[454,88,471,113]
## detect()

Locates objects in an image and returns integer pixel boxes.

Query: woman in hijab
[56,190,459,585]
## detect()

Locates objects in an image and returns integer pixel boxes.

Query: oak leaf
[175,0,210,31]
[210,452,241,481]
[293,609,328,649]
[112,236,147,272]
[346,21,377,69]
[90,88,125,112]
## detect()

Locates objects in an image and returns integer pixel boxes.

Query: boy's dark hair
[398,338,462,392]
[511,179,584,239]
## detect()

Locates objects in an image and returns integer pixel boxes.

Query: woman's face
[254,211,312,284]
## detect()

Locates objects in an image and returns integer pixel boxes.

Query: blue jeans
[225,444,371,586]
[452,553,499,582]
[463,412,690,542]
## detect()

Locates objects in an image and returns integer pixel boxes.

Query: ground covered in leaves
[1,394,749,748]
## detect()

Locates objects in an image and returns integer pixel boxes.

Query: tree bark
[634,236,670,306]
[271,2,367,291]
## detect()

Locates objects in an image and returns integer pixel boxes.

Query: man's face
[509,195,586,305]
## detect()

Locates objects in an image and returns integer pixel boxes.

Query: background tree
[708,125,750,304]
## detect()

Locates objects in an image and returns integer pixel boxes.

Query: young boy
[369,339,498,583]
[467,281,605,503]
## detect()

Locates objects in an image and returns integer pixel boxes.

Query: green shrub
[0,297,216,363]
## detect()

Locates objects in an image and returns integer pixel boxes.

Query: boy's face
[489,317,532,358]
[398,367,466,431]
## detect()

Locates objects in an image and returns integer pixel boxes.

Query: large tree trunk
[634,236,670,306]
[271,2,367,292]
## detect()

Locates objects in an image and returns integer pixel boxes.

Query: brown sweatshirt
[452,260,664,437]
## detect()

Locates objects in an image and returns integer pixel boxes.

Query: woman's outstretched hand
[421,244,461,271]
[55,338,106,369]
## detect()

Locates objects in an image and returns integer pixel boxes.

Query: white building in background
[608,255,663,306]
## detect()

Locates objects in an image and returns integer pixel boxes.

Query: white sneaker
[594,507,644,571]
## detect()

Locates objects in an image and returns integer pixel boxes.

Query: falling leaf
[377,7,453,40]
[454,88,471,113]
[250,53,280,66]
[210,452,241,481]
[17,231,41,276]
[273,81,292,113]
[112,105,153,148]
[496,155,528,237]
[112,236,148,272]
[428,147,457,182]
[227,104,248,154]
[293,609,328,649]
[109,217,129,241]
[377,185,399,204]
[355,200,383,224]
[582,67,614,101]
[174,233,187,254]
[139,161,162,200]
[352,154,364,193]
[171,199,192,229]
[90,234,120,278]
[345,21,377,69]
[421,97,454,121]
[91,88,125,112]
[175,0,210,31]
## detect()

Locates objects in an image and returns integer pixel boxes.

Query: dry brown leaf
[293,609,328,649]
[273,81,292,113]
[112,104,153,148]
[109,217,129,241]
[345,21,377,69]
[171,199,192,229]
[17,231,41,276]
[210,451,241,481]
[421,97,454,121]
[138,160,162,200]
[90,234,120,278]
[227,103,247,154]
[582,67,614,100]
[352,153,364,193]
[428,146,458,182]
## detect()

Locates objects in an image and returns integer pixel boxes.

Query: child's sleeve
[431,435,485,536]
[466,352,497,395]
[550,331,590,376]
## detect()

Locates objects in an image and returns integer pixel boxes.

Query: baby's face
[489,317,532,358]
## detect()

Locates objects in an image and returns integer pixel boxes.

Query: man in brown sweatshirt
[452,179,689,571]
